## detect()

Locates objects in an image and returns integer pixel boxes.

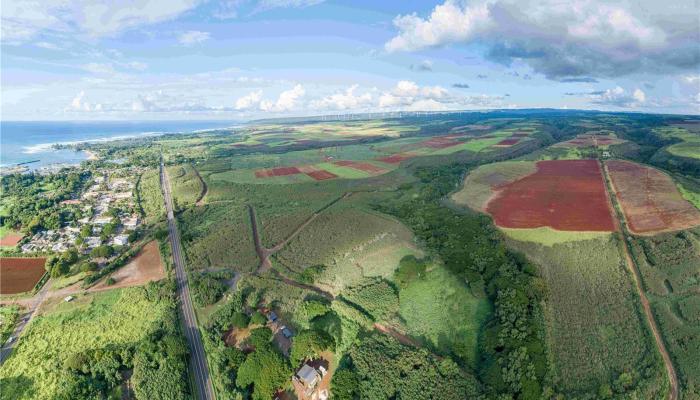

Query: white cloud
[310,85,373,111]
[590,86,646,108]
[235,90,263,110]
[255,0,325,12]
[178,30,211,45]
[2,0,202,42]
[260,84,306,112]
[82,63,116,75]
[386,0,699,79]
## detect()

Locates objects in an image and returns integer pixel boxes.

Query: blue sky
[2,0,698,120]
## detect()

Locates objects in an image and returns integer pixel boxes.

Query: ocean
[0,120,240,170]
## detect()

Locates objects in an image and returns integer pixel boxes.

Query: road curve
[161,161,216,400]
[601,160,679,400]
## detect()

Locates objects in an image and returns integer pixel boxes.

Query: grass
[451,160,536,211]
[631,229,700,398]
[678,183,700,210]
[167,164,203,210]
[136,169,165,223]
[0,288,172,400]
[655,126,700,160]
[500,227,611,246]
[506,235,661,394]
[398,263,491,368]
[0,304,20,343]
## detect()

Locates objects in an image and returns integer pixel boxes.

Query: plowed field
[487,160,615,231]
[0,257,46,294]
[606,160,700,234]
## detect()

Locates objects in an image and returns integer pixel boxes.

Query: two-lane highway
[160,161,215,400]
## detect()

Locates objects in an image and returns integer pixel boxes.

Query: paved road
[0,278,51,364]
[161,161,216,400]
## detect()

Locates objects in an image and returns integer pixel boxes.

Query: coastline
[84,150,98,161]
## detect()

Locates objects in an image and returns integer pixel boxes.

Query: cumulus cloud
[386,0,700,80]
[235,90,263,110]
[2,0,202,41]
[257,84,306,112]
[310,85,373,111]
[376,80,503,110]
[178,30,210,45]
[589,86,647,107]
[67,91,102,112]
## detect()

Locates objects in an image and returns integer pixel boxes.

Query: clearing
[606,160,700,234]
[0,258,46,295]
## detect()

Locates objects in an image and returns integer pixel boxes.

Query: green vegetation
[332,333,481,400]
[397,258,491,367]
[451,160,536,211]
[631,230,700,398]
[0,304,19,344]
[655,126,700,160]
[136,169,165,223]
[507,236,664,397]
[0,282,190,400]
[289,329,334,366]
[340,278,398,321]
[167,164,204,210]
[501,227,611,246]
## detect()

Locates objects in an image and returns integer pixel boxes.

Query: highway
[160,161,216,400]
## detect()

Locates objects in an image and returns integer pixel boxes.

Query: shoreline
[83,150,98,161]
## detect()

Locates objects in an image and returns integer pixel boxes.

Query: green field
[451,160,536,211]
[398,262,491,367]
[167,164,204,209]
[506,236,664,396]
[0,304,19,344]
[0,285,187,400]
[655,126,700,160]
[631,230,700,398]
[136,169,165,223]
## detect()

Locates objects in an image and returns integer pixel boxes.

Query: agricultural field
[0,227,23,248]
[167,164,205,210]
[0,257,46,295]
[136,169,165,223]
[630,230,700,398]
[552,132,626,149]
[0,284,189,400]
[655,125,700,160]
[506,236,664,396]
[606,160,700,234]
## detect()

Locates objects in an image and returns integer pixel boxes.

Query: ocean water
[0,120,239,169]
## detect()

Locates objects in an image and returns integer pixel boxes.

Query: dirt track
[601,160,679,400]
[192,164,208,206]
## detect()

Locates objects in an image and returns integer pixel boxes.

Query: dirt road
[601,160,678,400]
[0,278,51,364]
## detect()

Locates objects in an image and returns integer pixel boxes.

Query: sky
[1,0,699,120]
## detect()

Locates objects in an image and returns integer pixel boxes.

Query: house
[281,326,293,339]
[602,151,611,158]
[292,362,328,399]
[85,236,102,248]
[122,216,139,229]
[267,311,278,322]
[112,234,129,246]
[93,216,112,225]
[114,191,132,199]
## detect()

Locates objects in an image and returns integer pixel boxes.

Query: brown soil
[91,241,165,290]
[374,323,421,347]
[606,160,700,234]
[0,257,46,294]
[487,159,616,231]
[0,233,23,247]
[306,170,338,181]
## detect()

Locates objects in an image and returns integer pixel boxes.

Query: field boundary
[601,160,679,400]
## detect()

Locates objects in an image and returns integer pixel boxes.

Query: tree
[236,344,291,400]
[250,311,266,326]
[331,368,358,400]
[80,262,98,273]
[231,312,249,329]
[289,329,334,366]
[80,224,93,238]
[91,245,114,258]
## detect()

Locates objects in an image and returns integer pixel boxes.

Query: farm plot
[553,132,625,149]
[507,236,664,396]
[0,258,46,295]
[92,241,165,290]
[606,160,700,234]
[275,206,421,295]
[167,164,204,210]
[0,227,23,248]
[630,230,700,398]
[451,160,537,212]
[486,159,616,232]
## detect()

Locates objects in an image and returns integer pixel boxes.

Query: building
[93,216,112,225]
[292,362,329,400]
[122,216,139,229]
[85,236,102,248]
[112,234,129,246]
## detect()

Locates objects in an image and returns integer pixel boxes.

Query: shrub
[250,311,267,326]
[289,329,334,366]
[105,277,116,286]
[341,278,398,321]
[231,312,250,329]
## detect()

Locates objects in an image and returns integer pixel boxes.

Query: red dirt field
[255,166,303,178]
[92,241,166,290]
[0,233,23,247]
[496,138,520,146]
[0,257,46,294]
[376,153,415,164]
[556,134,624,148]
[333,160,387,174]
[305,170,338,181]
[421,137,460,149]
[606,160,700,234]
[487,159,616,231]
